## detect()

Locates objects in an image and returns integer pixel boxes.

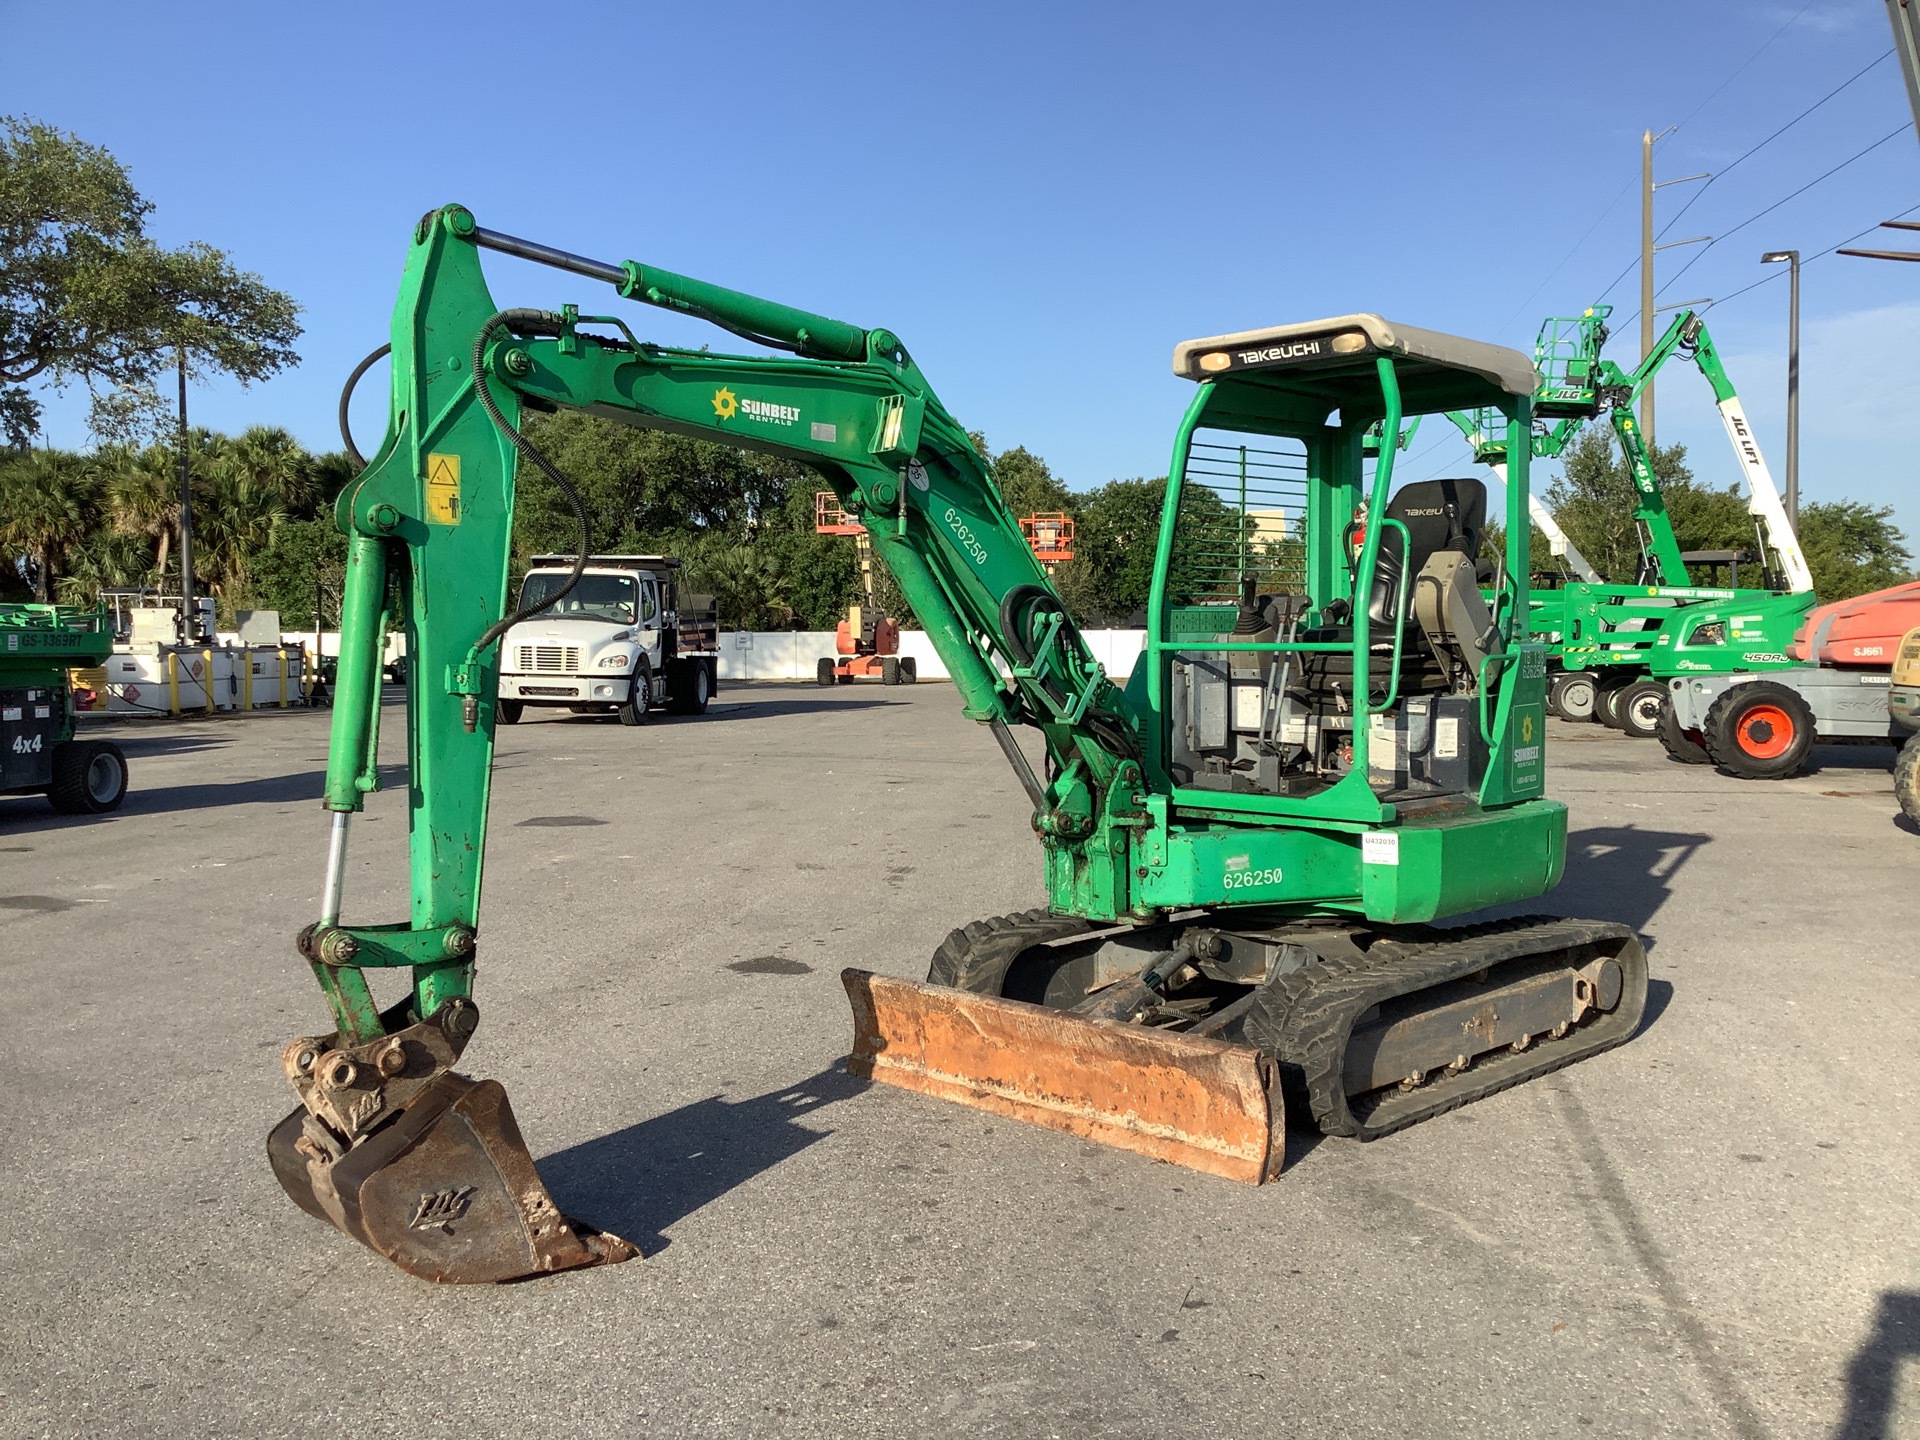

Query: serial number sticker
[1362,832,1400,867]
[1434,715,1460,761]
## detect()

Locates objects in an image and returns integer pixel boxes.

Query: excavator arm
[270,206,1142,1281]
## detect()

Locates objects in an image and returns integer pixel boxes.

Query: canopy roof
[1172,315,1539,427]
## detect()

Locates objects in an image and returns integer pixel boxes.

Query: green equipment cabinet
[0,604,130,815]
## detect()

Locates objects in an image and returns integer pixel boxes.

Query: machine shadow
[1468,822,1711,945]
[1833,1290,1920,1439]
[538,1065,871,1254]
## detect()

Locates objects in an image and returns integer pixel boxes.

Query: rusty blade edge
[842,969,1278,1185]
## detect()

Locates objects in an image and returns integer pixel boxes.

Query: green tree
[1796,500,1912,601]
[0,116,302,446]
[0,446,99,597]
[1065,477,1168,623]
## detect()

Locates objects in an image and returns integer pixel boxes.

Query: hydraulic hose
[337,343,391,473]
[466,310,591,658]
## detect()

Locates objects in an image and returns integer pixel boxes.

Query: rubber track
[927,909,1089,993]
[1247,915,1648,1141]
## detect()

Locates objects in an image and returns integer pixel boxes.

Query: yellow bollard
[277,647,288,708]
[167,650,181,716]
[203,648,215,714]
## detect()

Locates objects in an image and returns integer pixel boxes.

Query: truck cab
[494,555,717,724]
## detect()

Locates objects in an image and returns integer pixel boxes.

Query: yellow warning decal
[426,453,461,525]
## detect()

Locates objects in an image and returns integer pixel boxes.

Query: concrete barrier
[713,630,1146,683]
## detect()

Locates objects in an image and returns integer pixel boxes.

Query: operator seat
[1295,477,1492,696]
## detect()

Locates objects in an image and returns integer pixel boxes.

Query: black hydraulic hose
[999,585,1138,761]
[467,310,591,658]
[337,343,391,473]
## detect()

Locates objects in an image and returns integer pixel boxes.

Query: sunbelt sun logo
[711,387,799,427]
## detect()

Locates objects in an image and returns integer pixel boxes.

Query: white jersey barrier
[713,629,1147,684]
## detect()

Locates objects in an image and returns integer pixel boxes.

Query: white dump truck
[495,555,718,724]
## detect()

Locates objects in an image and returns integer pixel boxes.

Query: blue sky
[8,1,1918,548]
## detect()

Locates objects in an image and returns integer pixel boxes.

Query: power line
[1495,167,1640,335]
[1649,123,1910,307]
[1655,50,1895,243]
[1669,0,1820,137]
[1704,201,1920,311]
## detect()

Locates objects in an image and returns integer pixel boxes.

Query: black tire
[618,659,653,726]
[1551,672,1597,723]
[900,656,918,684]
[1617,680,1668,739]
[48,740,128,815]
[927,909,1090,995]
[1701,680,1816,779]
[881,656,901,686]
[497,698,523,725]
[1594,678,1631,729]
[1894,733,1920,827]
[816,657,837,688]
[1655,696,1710,765]
[670,658,711,716]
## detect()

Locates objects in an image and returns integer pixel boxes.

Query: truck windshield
[517,572,637,623]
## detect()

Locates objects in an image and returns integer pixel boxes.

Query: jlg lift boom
[275,209,1646,1283]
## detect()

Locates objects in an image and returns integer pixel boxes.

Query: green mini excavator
[272,207,1648,1283]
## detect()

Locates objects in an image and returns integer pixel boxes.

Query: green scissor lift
[1444,306,1815,738]
[0,603,129,814]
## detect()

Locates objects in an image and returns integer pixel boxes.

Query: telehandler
[273,207,1646,1282]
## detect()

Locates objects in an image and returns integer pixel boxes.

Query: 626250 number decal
[943,508,989,567]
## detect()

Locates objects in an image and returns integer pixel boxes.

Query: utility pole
[1638,130,1711,457]
[176,347,200,643]
[1641,129,1656,450]
[1759,250,1802,529]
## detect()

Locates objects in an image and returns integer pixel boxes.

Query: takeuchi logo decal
[711,386,799,427]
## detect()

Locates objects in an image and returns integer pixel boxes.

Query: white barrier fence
[713,630,1146,683]
[270,629,1148,686]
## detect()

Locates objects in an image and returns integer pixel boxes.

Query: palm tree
[0,448,100,599]
[195,468,287,608]
[105,444,181,584]
[223,426,317,517]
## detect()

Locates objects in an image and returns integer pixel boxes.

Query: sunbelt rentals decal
[712,387,799,427]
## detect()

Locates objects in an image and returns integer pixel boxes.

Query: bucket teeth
[268,1072,637,1283]
[843,968,1285,1184]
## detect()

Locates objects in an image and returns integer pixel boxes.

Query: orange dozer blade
[842,970,1285,1184]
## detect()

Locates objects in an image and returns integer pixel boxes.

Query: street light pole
[176,346,200,642]
[1760,250,1801,530]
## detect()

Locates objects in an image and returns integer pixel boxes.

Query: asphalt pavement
[1,684,1914,1439]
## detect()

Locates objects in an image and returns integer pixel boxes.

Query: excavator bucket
[842,970,1285,1183]
[267,1069,636,1284]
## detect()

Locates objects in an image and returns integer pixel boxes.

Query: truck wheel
[619,660,653,726]
[1617,681,1668,739]
[671,658,711,715]
[817,657,837,688]
[1702,680,1815,779]
[900,656,918,684]
[881,656,901,686]
[1550,673,1596,722]
[48,740,128,815]
[1895,734,1920,828]
[1655,697,1710,764]
[497,699,523,725]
